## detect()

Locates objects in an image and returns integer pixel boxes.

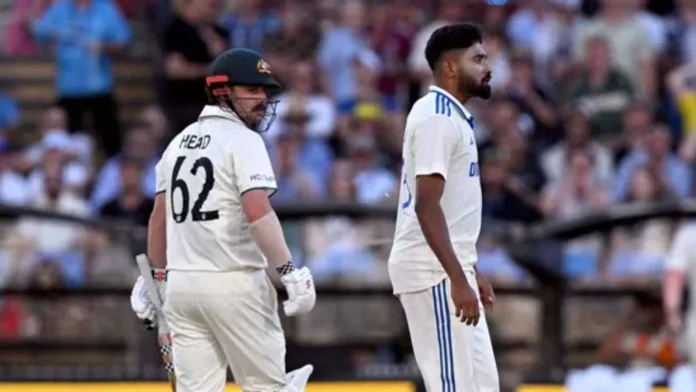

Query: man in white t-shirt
[664,222,696,368]
[128,48,316,392]
[389,23,499,392]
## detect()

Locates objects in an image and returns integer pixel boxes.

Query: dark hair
[425,22,483,71]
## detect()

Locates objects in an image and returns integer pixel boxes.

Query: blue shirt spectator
[318,27,380,105]
[0,94,19,131]
[220,11,279,52]
[32,0,130,98]
[269,137,333,198]
[613,132,692,202]
[614,152,692,201]
[90,155,157,210]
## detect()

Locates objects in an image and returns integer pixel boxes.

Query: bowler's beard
[461,75,492,99]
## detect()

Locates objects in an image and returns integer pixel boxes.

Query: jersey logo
[469,162,480,177]
[257,59,272,74]
[400,158,413,210]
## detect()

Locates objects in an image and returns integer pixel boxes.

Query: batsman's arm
[412,116,467,285]
[232,133,294,274]
[148,192,167,270]
[149,159,168,270]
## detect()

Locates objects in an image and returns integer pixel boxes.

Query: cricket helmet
[205,48,281,132]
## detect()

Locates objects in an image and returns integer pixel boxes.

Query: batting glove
[281,267,316,316]
[130,275,157,329]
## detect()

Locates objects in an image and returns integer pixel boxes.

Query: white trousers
[163,269,287,392]
[399,272,499,392]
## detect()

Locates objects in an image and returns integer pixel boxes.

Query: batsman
[129,48,317,392]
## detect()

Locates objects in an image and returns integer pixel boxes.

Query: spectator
[367,1,413,110]
[566,35,634,147]
[335,57,396,141]
[327,158,357,202]
[530,0,582,88]
[631,0,668,54]
[666,62,696,147]
[262,3,321,80]
[3,0,51,56]
[32,0,131,157]
[506,0,551,50]
[266,3,319,59]
[26,133,91,197]
[542,110,614,187]
[482,29,512,93]
[160,0,228,137]
[665,0,696,64]
[265,60,336,144]
[21,106,94,176]
[90,125,158,210]
[478,98,523,150]
[0,140,30,206]
[541,148,608,278]
[614,125,692,202]
[505,51,557,145]
[317,1,381,110]
[541,148,609,219]
[615,100,655,162]
[607,167,675,279]
[407,2,462,97]
[12,160,92,288]
[99,157,154,226]
[138,104,169,151]
[0,91,20,136]
[483,122,547,222]
[573,0,656,97]
[346,133,397,205]
[481,150,541,223]
[220,0,279,53]
[269,96,334,195]
[270,132,321,203]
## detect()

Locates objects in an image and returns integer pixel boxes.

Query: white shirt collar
[199,105,244,124]
[427,85,474,123]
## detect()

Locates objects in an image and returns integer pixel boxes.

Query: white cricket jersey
[156,105,277,272]
[388,85,482,295]
[666,222,696,316]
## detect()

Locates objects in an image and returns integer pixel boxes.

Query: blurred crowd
[0,0,695,373]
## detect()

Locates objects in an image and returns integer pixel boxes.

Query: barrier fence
[0,201,693,389]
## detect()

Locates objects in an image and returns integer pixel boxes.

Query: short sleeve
[412,116,461,180]
[665,224,695,272]
[155,159,167,194]
[230,133,277,195]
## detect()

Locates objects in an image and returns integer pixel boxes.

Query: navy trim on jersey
[429,89,475,130]
[240,186,278,198]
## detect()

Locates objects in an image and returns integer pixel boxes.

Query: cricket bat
[136,254,176,392]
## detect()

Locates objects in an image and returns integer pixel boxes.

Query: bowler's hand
[477,273,495,311]
[450,278,480,326]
